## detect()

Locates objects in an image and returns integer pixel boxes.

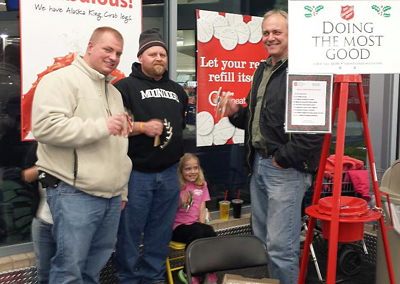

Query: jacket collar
[73,54,116,83]
[265,56,288,69]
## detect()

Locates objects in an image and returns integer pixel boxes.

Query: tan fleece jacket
[32,56,132,201]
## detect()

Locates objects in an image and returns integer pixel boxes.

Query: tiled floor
[0,255,376,284]
[1,214,379,284]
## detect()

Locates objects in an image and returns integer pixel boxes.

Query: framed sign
[286,74,333,133]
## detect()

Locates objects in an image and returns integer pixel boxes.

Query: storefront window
[143,0,165,32]
[178,0,288,211]
[1,0,35,248]
[0,0,168,250]
[0,0,393,252]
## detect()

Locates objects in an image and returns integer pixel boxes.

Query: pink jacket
[324,154,370,202]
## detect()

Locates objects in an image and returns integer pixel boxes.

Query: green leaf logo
[304,5,324,18]
[371,5,391,17]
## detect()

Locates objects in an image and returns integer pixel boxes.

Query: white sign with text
[289,0,400,74]
[291,80,327,126]
[20,0,142,140]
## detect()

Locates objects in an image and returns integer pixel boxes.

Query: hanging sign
[286,74,333,133]
[289,0,400,74]
[20,0,142,140]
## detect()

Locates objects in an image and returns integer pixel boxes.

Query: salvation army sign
[289,0,400,74]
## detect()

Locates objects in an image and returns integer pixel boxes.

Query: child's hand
[180,191,191,208]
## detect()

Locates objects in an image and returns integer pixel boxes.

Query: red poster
[196,10,267,147]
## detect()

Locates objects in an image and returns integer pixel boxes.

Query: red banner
[196,10,267,147]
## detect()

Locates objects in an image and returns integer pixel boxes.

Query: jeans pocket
[39,220,51,230]
[46,188,55,215]
[58,182,84,196]
[271,156,293,171]
[46,189,53,204]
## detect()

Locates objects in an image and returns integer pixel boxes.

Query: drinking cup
[232,199,243,218]
[219,201,231,221]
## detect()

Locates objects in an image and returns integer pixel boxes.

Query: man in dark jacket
[220,10,324,284]
[113,28,188,284]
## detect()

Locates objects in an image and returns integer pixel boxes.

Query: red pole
[357,82,395,283]
[300,74,395,283]
[298,77,340,284]
[325,76,349,284]
[311,80,341,207]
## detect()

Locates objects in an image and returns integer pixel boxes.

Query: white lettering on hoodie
[140,88,180,103]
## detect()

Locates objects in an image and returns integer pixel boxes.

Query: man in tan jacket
[32,26,132,284]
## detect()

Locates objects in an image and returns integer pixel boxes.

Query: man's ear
[87,41,94,54]
[138,54,143,63]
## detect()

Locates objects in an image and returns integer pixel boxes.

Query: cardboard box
[222,274,280,284]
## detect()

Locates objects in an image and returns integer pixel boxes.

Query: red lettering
[63,0,133,8]
[109,0,118,6]
[120,0,127,8]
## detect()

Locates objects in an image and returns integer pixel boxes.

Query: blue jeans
[250,153,311,284]
[46,182,121,284]
[32,218,56,284]
[114,163,180,284]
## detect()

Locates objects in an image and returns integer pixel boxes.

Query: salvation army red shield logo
[341,6,354,21]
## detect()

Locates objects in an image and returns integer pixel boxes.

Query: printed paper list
[291,81,327,126]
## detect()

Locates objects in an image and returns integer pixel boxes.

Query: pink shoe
[205,273,218,284]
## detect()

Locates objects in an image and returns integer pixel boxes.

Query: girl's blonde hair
[178,153,205,189]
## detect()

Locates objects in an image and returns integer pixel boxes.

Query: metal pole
[358,81,395,283]
[298,79,340,283]
[325,75,350,284]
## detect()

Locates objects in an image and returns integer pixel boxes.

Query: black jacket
[229,59,324,174]
[114,63,188,172]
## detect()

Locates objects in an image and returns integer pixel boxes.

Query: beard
[141,62,167,79]
[153,64,165,76]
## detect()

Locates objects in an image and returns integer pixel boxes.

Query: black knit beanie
[137,28,168,57]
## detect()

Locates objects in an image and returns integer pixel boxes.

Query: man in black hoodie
[113,29,188,284]
[220,10,324,284]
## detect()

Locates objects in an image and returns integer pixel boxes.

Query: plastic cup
[219,201,231,221]
[232,199,244,219]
